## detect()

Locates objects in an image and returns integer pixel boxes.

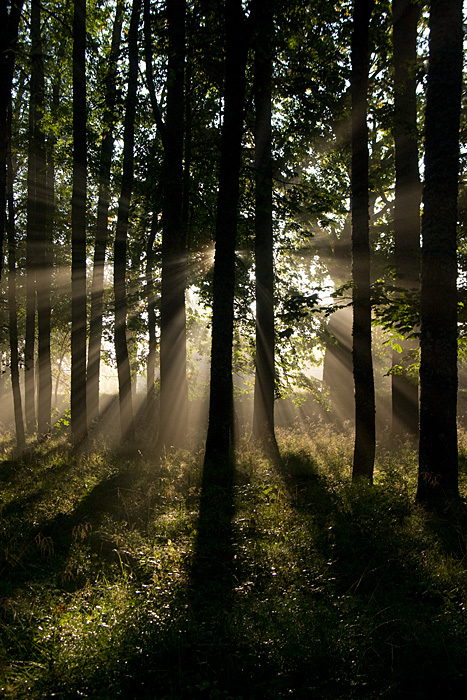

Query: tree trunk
[146,213,158,430]
[0,0,24,283]
[351,0,375,481]
[36,0,51,436]
[25,0,45,434]
[252,0,278,457]
[391,0,421,440]
[71,0,88,442]
[417,0,463,504]
[204,0,249,467]
[158,0,188,451]
[6,108,25,451]
[87,0,124,426]
[114,0,140,444]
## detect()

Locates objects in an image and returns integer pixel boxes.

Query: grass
[1,425,467,698]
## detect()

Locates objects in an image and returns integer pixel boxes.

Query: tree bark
[252,0,278,457]
[71,0,88,442]
[114,0,140,444]
[204,0,249,467]
[351,0,375,481]
[417,0,463,504]
[146,214,159,430]
[158,0,188,451]
[0,0,24,283]
[36,0,52,436]
[25,0,46,434]
[6,108,25,451]
[87,0,124,426]
[391,0,421,440]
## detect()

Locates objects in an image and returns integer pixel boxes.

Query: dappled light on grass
[1,429,467,698]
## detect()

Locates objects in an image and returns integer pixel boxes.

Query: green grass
[1,427,467,698]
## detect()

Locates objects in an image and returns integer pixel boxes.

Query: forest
[1,0,467,697]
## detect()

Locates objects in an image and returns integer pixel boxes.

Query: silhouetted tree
[145,212,159,429]
[0,0,24,282]
[114,0,141,444]
[252,0,278,457]
[204,0,250,467]
[417,0,463,504]
[25,0,46,434]
[71,0,88,442]
[159,0,188,451]
[6,108,25,451]
[351,0,375,481]
[391,0,421,439]
[143,0,188,450]
[87,0,124,426]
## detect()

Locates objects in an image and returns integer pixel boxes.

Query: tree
[417,0,463,504]
[204,0,250,468]
[87,0,125,426]
[252,0,278,457]
[351,0,375,481]
[0,0,24,283]
[25,0,46,434]
[143,0,188,451]
[6,107,25,451]
[71,0,88,442]
[391,0,421,439]
[145,212,159,429]
[158,0,188,451]
[113,0,141,444]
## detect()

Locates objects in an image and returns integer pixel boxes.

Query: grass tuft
[1,427,467,698]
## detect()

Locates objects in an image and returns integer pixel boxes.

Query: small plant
[1,428,467,699]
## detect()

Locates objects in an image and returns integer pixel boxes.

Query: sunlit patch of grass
[2,429,467,698]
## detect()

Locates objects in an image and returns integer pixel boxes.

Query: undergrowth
[0,426,467,699]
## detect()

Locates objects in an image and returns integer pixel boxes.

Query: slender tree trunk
[146,213,158,429]
[0,0,24,282]
[417,0,463,504]
[71,0,88,442]
[204,0,249,467]
[114,0,140,444]
[391,0,421,440]
[25,0,47,434]
[36,0,51,436]
[43,45,63,424]
[6,108,25,451]
[87,0,124,426]
[252,0,278,457]
[351,0,375,481]
[158,0,188,451]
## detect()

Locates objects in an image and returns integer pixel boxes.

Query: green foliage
[2,430,467,699]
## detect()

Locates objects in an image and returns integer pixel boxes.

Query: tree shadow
[0,461,153,597]
[275,448,467,699]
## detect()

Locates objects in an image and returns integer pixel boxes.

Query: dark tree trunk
[417,0,463,504]
[36,0,51,436]
[114,0,140,444]
[71,0,88,442]
[204,0,249,467]
[351,0,375,481]
[25,0,46,434]
[391,0,421,440]
[146,213,158,430]
[87,0,124,426]
[0,0,24,283]
[157,0,188,451]
[44,43,63,422]
[6,108,25,451]
[252,0,278,457]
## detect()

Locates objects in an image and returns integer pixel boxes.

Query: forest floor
[1,423,467,699]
